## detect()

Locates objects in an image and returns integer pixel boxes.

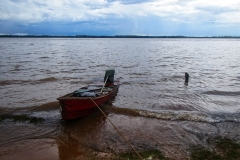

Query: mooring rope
[89,98,143,160]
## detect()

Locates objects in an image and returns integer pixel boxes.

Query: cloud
[0,0,133,22]
[1,0,240,23]
[0,0,240,35]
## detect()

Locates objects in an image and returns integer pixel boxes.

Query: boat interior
[71,83,115,97]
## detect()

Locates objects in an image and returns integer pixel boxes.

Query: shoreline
[1,111,240,160]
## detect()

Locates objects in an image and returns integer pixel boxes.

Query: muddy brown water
[0,38,240,159]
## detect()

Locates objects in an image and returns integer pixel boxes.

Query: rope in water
[89,98,143,160]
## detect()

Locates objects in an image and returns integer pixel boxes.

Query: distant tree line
[0,35,240,38]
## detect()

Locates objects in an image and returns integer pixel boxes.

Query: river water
[0,38,240,159]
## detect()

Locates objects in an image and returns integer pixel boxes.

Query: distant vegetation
[0,35,240,38]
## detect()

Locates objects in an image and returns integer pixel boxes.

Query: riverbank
[1,110,240,160]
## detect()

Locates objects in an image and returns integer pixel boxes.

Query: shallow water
[0,38,240,159]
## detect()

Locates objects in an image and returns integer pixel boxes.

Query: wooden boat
[57,70,119,120]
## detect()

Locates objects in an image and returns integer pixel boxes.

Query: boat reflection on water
[56,109,109,160]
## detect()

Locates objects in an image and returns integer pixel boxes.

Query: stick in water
[89,98,143,160]
[185,72,189,85]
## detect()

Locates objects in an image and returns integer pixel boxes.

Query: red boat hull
[57,82,119,120]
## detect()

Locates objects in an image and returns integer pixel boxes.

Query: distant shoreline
[0,35,240,38]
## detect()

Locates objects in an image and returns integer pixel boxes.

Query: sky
[0,0,240,36]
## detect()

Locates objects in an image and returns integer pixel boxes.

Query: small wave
[0,80,30,86]
[0,77,58,86]
[137,110,240,123]
[142,81,157,85]
[71,68,86,72]
[138,110,216,122]
[162,56,172,59]
[203,90,240,96]
[89,64,109,68]
[131,72,149,76]
[0,101,59,115]
[0,101,60,121]
[38,77,58,83]
[121,82,132,85]
[229,65,239,68]
[155,64,168,67]
[109,107,240,123]
[122,63,139,68]
[28,101,59,112]
[108,107,139,117]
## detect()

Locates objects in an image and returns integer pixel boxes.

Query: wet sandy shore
[1,103,240,160]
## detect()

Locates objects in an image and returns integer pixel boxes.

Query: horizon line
[1,35,240,38]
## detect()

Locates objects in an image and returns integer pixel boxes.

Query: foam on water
[108,106,240,123]
[141,110,240,123]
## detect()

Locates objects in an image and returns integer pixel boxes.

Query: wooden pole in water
[185,72,189,85]
[89,98,143,160]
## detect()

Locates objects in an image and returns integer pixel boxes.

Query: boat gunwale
[57,82,120,100]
